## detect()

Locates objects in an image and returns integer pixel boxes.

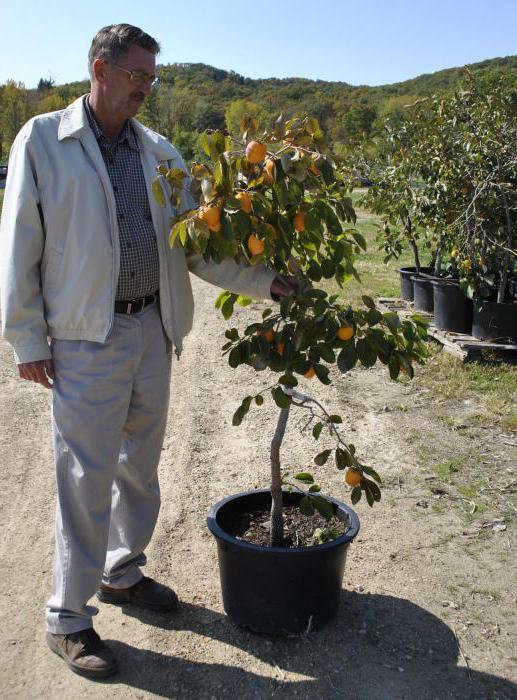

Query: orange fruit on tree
[337,326,354,341]
[246,141,267,164]
[199,205,221,232]
[263,158,276,184]
[304,366,316,379]
[293,210,306,232]
[345,468,362,487]
[248,234,265,256]
[235,191,253,214]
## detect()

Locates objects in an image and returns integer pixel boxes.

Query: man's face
[100,44,156,120]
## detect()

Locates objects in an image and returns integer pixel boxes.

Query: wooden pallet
[377,297,517,361]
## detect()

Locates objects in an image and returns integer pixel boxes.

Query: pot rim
[473,299,517,308]
[207,488,360,554]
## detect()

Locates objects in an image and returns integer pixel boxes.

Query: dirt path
[1,276,516,699]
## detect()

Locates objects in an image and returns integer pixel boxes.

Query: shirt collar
[84,96,139,151]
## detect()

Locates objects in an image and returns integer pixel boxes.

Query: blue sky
[2,0,516,88]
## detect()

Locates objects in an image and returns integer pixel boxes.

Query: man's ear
[92,58,109,85]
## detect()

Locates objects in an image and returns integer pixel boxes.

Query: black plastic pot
[411,275,435,312]
[432,279,473,334]
[207,489,360,635]
[472,300,517,342]
[398,267,432,301]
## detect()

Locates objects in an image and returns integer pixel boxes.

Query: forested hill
[1,54,516,162]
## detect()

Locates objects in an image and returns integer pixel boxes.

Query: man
[0,24,301,679]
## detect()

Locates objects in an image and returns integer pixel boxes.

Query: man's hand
[271,274,312,301]
[18,360,54,389]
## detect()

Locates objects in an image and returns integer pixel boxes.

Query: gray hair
[88,24,160,77]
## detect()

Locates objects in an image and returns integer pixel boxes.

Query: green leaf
[367,308,383,326]
[225,328,239,341]
[228,345,242,368]
[335,447,352,470]
[299,496,315,516]
[215,290,231,309]
[236,295,252,307]
[255,394,264,406]
[351,485,362,505]
[262,308,273,319]
[314,449,332,466]
[152,179,166,207]
[279,374,298,388]
[314,364,331,385]
[362,465,382,483]
[383,312,402,334]
[312,422,323,440]
[311,495,335,520]
[356,338,378,367]
[271,386,291,409]
[295,472,314,484]
[388,353,401,380]
[363,481,375,507]
[362,295,375,309]
[221,295,235,320]
[337,344,358,373]
[309,484,321,493]
[318,344,336,363]
[367,480,382,502]
[352,231,367,251]
[232,406,244,426]
[329,414,342,423]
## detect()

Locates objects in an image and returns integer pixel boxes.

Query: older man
[0,24,299,678]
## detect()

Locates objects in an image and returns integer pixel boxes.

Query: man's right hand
[18,360,54,389]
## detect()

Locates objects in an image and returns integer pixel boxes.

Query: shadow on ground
[103,593,516,699]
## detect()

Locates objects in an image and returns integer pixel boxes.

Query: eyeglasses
[111,64,158,87]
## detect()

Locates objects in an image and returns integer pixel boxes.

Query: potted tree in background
[155,116,428,634]
[356,114,435,310]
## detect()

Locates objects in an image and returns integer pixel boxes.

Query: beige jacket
[0,96,276,364]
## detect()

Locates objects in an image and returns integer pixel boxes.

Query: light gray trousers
[45,302,172,634]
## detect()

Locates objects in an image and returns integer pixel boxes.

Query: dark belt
[114,292,159,315]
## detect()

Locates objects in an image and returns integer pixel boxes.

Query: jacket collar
[58,95,176,161]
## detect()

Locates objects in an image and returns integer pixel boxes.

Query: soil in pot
[226,504,347,547]
[398,267,432,301]
[472,300,517,342]
[411,275,435,312]
[207,489,360,635]
[432,279,473,334]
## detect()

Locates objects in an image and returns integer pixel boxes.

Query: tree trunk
[407,225,421,273]
[498,186,513,304]
[434,237,443,277]
[269,405,290,547]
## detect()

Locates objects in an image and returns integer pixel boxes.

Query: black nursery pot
[398,267,432,301]
[431,279,473,334]
[472,300,517,342]
[411,275,435,312]
[207,489,360,635]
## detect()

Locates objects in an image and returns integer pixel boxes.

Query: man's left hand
[270,274,312,301]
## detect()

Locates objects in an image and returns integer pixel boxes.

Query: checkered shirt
[84,97,159,301]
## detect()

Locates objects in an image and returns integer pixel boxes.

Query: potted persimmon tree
[155,116,428,634]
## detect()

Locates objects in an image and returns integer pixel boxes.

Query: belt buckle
[126,300,134,314]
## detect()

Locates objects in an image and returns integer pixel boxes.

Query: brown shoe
[46,628,118,679]
[97,576,178,612]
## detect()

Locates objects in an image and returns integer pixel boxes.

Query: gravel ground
[1,275,516,699]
